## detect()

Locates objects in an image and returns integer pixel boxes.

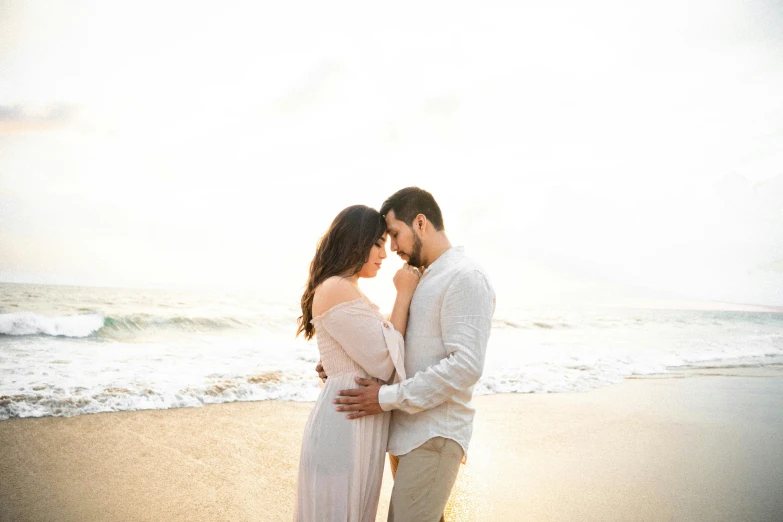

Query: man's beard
[405,234,424,267]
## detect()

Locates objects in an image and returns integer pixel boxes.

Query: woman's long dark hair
[297,205,386,340]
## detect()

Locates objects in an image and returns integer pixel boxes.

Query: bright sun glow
[1,1,782,308]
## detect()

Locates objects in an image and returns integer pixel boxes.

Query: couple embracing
[294,187,495,522]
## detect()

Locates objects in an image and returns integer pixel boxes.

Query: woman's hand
[393,264,421,296]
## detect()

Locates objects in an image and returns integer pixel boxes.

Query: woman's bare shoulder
[312,277,363,318]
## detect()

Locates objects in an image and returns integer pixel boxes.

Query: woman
[294,205,420,522]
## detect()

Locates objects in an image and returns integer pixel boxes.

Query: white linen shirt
[378,246,495,459]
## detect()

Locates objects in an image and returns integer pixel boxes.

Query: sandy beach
[2,367,782,522]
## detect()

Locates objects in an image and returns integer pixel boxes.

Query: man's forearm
[378,350,483,414]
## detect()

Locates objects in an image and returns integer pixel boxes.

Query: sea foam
[2,282,782,421]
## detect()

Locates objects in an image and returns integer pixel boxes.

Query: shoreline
[2,368,782,521]
[4,361,783,422]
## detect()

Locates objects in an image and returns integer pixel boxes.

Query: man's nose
[390,239,398,252]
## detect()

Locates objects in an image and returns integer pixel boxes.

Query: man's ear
[414,214,427,232]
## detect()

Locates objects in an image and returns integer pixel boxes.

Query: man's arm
[336,269,495,418]
[379,269,494,413]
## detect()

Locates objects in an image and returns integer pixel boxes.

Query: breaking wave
[0,311,287,339]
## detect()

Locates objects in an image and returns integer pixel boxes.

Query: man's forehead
[384,210,401,226]
[384,217,401,232]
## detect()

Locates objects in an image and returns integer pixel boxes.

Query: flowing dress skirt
[294,373,390,522]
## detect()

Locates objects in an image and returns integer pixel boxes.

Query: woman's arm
[319,304,398,382]
[388,290,414,337]
[387,265,421,337]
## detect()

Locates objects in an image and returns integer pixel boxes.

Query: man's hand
[334,377,383,419]
[315,361,327,383]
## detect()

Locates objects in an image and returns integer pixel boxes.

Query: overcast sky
[1,0,782,308]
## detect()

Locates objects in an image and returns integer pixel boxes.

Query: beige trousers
[387,437,464,522]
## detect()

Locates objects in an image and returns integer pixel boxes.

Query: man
[324,187,495,521]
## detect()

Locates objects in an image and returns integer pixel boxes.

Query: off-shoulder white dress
[294,297,406,522]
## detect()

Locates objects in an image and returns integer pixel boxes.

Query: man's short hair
[380,187,444,231]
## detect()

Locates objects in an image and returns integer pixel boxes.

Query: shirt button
[383,322,390,329]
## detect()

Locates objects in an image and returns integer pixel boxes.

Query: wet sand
[2,367,782,521]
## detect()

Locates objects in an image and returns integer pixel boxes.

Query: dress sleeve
[316,300,407,384]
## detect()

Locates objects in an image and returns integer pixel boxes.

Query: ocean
[1,282,782,420]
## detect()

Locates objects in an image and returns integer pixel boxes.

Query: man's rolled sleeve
[378,384,400,412]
